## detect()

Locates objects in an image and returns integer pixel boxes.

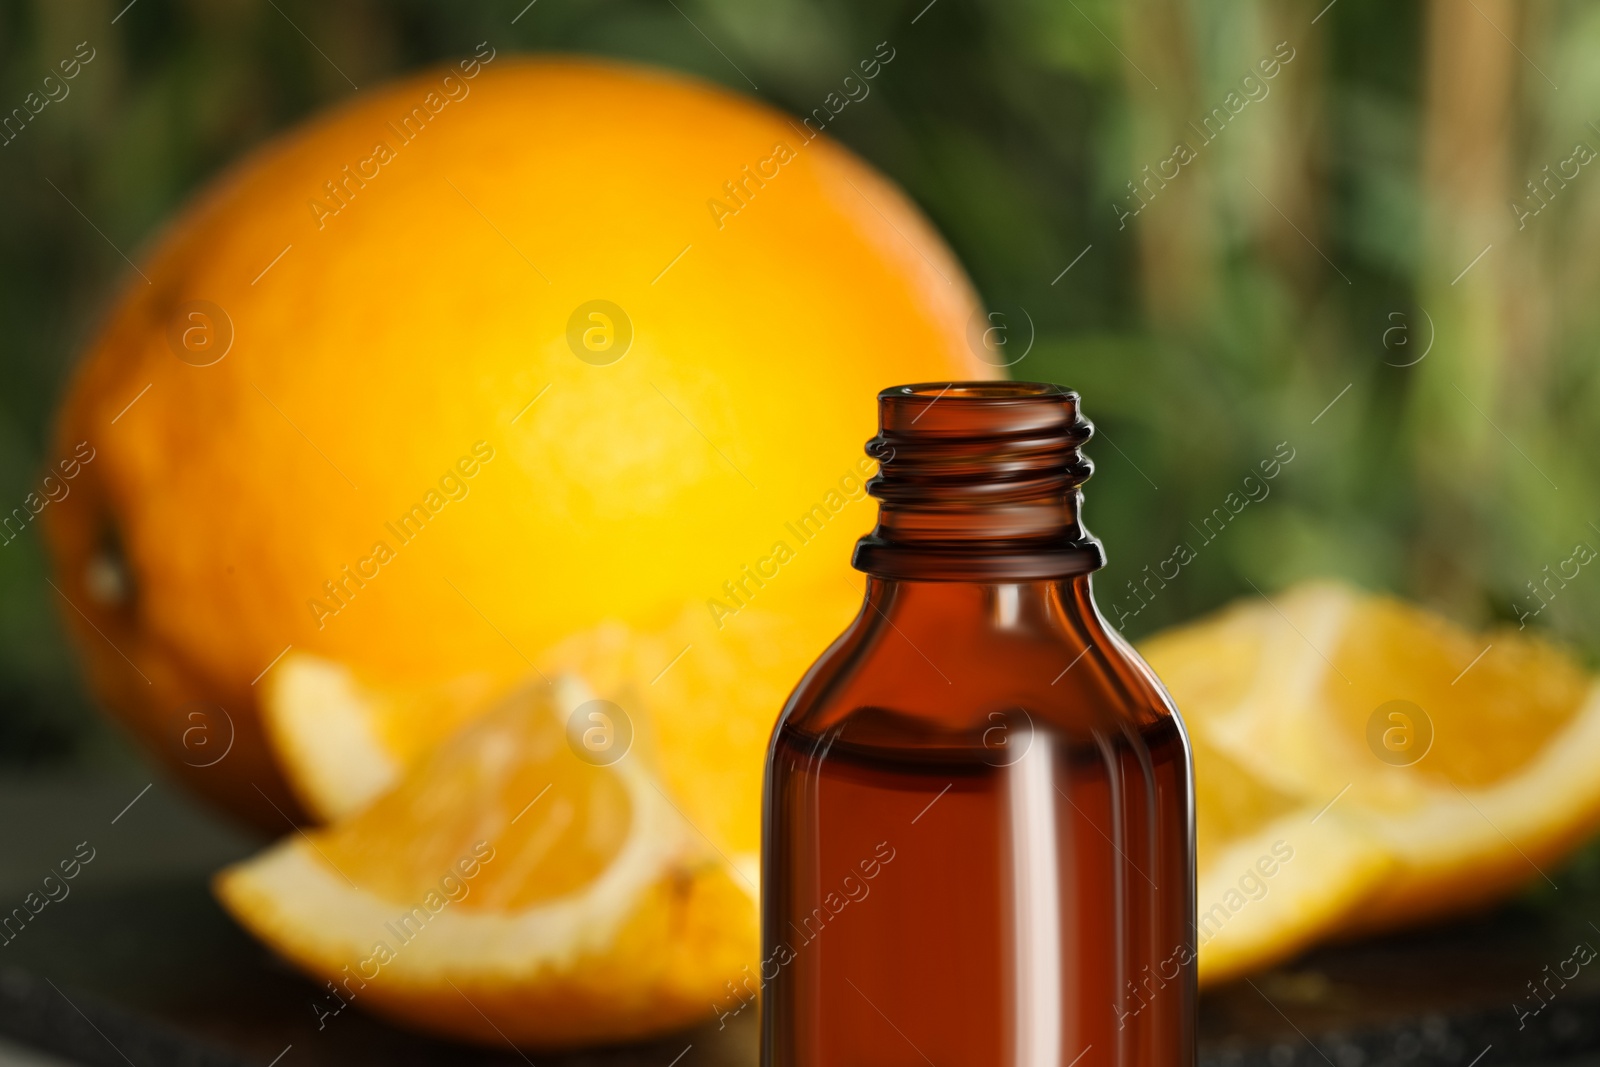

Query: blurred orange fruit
[41,56,985,826]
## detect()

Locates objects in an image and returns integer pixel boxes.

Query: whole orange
[42,56,986,826]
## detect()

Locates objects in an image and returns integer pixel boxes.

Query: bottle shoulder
[775,588,1183,747]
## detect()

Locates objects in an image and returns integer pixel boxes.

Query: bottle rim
[882,381,1072,400]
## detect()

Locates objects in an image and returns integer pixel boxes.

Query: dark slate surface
[1,773,1597,1066]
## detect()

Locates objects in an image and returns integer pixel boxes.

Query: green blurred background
[1,0,1595,767]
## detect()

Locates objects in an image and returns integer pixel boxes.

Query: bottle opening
[854,380,1106,581]
[889,381,1069,398]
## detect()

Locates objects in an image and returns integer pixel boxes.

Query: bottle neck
[852,382,1106,582]
[858,574,1108,640]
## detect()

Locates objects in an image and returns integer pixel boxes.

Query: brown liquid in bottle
[762,383,1196,1066]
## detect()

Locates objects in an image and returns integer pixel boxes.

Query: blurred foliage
[1,0,1597,761]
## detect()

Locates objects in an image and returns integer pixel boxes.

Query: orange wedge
[1141,579,1600,982]
[217,678,757,1048]
[261,581,859,864]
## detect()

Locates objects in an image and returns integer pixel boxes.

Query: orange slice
[217,678,757,1048]
[1141,579,1600,980]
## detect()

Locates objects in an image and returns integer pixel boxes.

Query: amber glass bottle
[761,382,1195,1066]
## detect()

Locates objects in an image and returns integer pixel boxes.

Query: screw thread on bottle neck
[853,381,1106,582]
